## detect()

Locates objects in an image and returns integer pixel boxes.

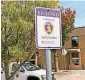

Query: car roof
[10,61,31,65]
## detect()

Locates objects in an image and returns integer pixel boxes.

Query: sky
[59,0,85,28]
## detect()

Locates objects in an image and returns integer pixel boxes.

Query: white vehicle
[1,67,6,80]
[9,62,53,80]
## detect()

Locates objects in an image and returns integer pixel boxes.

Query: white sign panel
[35,7,62,49]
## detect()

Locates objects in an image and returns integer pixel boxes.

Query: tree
[61,7,76,45]
[1,1,58,80]
[56,6,76,70]
[61,7,76,70]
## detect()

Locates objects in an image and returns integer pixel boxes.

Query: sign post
[35,7,61,80]
[46,49,52,80]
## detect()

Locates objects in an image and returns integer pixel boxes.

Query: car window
[12,63,19,72]
[23,63,40,71]
[20,67,25,71]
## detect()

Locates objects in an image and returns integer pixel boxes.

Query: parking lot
[54,70,85,80]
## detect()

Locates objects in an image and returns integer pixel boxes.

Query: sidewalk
[54,70,85,80]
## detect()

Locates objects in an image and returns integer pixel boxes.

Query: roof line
[75,26,85,29]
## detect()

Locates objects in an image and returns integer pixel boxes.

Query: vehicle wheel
[27,76,40,80]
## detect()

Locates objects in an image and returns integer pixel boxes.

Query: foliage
[1,1,58,80]
[61,7,76,45]
[1,0,58,60]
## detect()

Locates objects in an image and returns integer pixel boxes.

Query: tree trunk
[62,55,64,70]
[4,25,10,80]
[35,54,38,66]
[54,53,57,72]
[54,51,59,72]
[64,55,66,70]
[4,60,9,80]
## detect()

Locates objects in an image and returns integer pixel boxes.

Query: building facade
[37,27,85,70]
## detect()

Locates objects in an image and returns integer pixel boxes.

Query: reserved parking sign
[35,7,62,49]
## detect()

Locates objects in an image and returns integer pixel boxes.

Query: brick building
[37,27,85,70]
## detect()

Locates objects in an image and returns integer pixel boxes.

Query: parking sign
[35,7,62,49]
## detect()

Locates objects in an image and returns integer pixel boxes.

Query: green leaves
[1,1,59,80]
[1,1,58,60]
[8,45,24,59]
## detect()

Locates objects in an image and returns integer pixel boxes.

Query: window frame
[71,36,79,48]
[72,58,79,65]
[71,52,80,65]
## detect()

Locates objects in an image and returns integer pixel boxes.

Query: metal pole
[45,49,52,80]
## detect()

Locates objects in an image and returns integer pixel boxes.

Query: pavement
[54,70,85,80]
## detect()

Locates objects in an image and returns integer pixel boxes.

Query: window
[23,62,40,71]
[71,53,79,65]
[72,36,78,47]
[12,63,19,72]
[20,67,25,72]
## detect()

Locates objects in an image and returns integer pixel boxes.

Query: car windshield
[23,62,40,71]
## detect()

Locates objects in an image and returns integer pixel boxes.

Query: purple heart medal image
[45,22,53,35]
